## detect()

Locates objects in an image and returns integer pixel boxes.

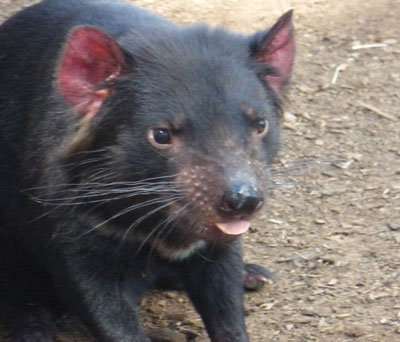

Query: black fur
[0,0,294,341]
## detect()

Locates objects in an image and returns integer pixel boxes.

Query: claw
[243,263,274,291]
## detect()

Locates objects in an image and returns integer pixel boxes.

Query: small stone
[336,313,352,319]
[343,323,367,337]
[249,225,259,233]
[284,111,297,122]
[286,324,294,331]
[299,111,312,120]
[164,291,177,299]
[148,304,163,315]
[165,310,188,321]
[301,308,318,317]
[157,299,167,306]
[333,160,353,169]
[259,301,277,310]
[387,222,400,231]
[283,122,296,130]
[328,278,338,286]
[298,84,315,94]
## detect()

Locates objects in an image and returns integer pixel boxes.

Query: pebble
[165,310,188,321]
[343,323,367,337]
[148,304,163,315]
[387,222,400,231]
[284,111,297,122]
[164,291,177,299]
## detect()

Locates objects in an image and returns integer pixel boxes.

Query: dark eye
[148,128,173,149]
[153,128,171,144]
[255,119,268,136]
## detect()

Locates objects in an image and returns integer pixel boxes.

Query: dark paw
[243,263,274,291]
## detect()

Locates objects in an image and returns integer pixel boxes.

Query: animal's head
[56,11,295,257]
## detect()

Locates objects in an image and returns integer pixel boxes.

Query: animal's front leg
[181,241,249,342]
[53,241,151,342]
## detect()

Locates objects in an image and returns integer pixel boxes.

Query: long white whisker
[134,202,190,257]
[78,195,183,238]
[121,197,183,242]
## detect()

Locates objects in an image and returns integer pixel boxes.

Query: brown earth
[0,0,399,341]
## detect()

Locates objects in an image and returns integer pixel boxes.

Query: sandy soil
[0,0,399,341]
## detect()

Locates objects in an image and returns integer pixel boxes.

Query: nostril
[241,192,264,214]
[220,184,264,216]
[221,190,242,212]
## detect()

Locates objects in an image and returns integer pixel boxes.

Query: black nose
[220,182,264,216]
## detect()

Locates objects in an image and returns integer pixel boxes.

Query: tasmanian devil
[0,0,295,341]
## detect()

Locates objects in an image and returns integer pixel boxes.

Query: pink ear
[255,10,295,94]
[58,27,125,118]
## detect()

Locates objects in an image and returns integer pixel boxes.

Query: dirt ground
[0,0,399,341]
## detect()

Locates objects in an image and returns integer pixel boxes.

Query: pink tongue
[215,220,251,235]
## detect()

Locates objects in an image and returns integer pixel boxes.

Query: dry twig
[352,43,388,50]
[358,102,398,121]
